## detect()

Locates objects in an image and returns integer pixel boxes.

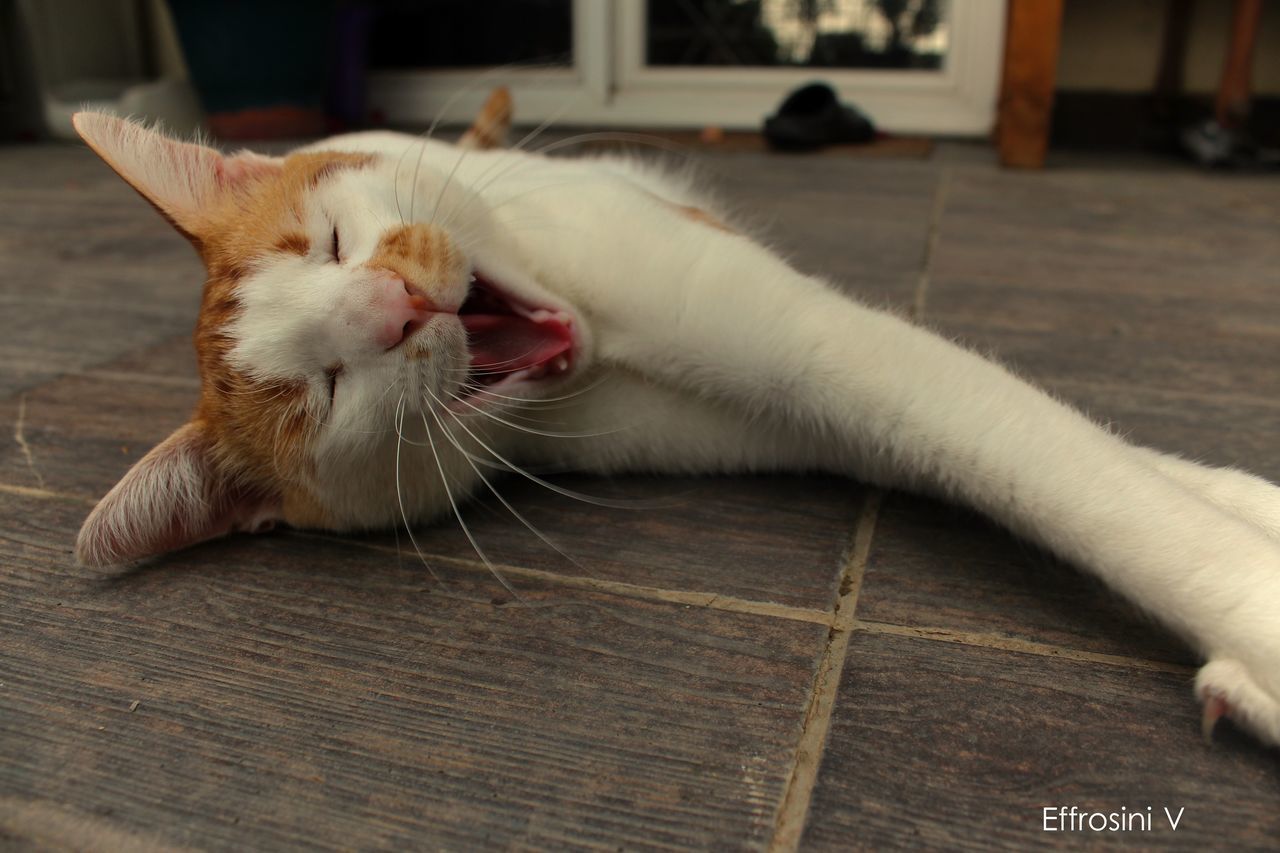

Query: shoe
[764,82,876,151]
[1181,119,1280,169]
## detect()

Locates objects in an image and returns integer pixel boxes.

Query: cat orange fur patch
[674,203,736,234]
[367,224,467,300]
[641,188,736,234]
[188,151,374,515]
[459,87,513,150]
[195,152,372,279]
[274,232,310,256]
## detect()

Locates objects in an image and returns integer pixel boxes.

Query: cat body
[69,97,1280,749]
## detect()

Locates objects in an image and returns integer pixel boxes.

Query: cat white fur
[71,116,1280,748]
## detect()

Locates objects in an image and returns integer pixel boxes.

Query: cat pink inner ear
[69,112,282,241]
[219,150,283,186]
[75,422,282,568]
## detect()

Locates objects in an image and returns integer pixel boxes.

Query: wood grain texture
[923,167,1280,399]
[997,0,1065,169]
[346,472,864,610]
[0,492,826,849]
[1042,381,1280,484]
[0,365,859,608]
[858,493,1194,665]
[100,335,200,382]
[0,372,195,497]
[712,155,941,312]
[4,134,1280,848]
[0,170,201,396]
[801,633,1280,850]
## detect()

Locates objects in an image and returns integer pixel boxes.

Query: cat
[70,89,1280,750]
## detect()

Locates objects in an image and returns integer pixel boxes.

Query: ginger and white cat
[71,91,1280,749]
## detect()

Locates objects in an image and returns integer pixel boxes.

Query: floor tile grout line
[910,166,951,321]
[292,531,836,626]
[2,480,1196,676]
[767,490,883,853]
[766,166,949,850]
[853,619,1197,676]
[0,482,839,627]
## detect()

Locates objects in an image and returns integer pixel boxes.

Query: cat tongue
[462,313,573,373]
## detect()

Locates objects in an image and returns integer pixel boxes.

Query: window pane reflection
[370,0,573,69]
[647,0,948,70]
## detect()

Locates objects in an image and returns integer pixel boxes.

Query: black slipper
[1181,119,1280,169]
[764,82,876,151]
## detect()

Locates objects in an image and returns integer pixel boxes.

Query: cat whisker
[427,387,658,509]
[449,392,623,439]
[449,376,609,410]
[406,70,492,225]
[266,408,311,486]
[295,366,435,438]
[392,394,446,586]
[451,398,568,427]
[428,87,526,229]
[465,131,706,217]
[393,141,412,225]
[423,399,595,580]
[402,57,564,225]
[438,93,584,234]
[426,148,467,227]
[418,393,524,603]
[219,383,302,405]
[443,345,556,374]
[442,365,530,376]
[463,372,610,404]
[361,205,387,229]
[443,347,574,376]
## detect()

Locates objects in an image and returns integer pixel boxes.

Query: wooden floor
[2,137,1279,850]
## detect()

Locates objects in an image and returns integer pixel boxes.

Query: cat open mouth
[456,272,574,400]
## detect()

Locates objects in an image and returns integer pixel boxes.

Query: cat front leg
[556,216,1280,746]
[1127,448,1280,741]
[1134,447,1280,541]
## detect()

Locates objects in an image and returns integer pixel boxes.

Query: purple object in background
[330,3,375,129]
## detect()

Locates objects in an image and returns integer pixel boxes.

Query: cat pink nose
[374,274,436,350]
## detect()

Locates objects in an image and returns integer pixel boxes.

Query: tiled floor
[2,137,1279,850]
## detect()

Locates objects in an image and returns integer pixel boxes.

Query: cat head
[71,99,582,566]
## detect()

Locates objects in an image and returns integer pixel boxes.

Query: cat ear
[70,112,282,243]
[75,422,281,568]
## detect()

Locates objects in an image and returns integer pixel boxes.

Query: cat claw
[1195,658,1280,747]
[1201,693,1229,743]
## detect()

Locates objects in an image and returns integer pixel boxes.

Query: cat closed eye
[330,227,341,262]
[325,364,342,403]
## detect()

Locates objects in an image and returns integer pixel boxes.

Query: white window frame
[368,0,1006,136]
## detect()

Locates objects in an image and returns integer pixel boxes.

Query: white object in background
[369,0,1006,136]
[16,0,203,139]
[42,76,203,140]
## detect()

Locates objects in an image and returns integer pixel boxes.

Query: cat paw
[1196,659,1280,747]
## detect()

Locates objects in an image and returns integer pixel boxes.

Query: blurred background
[1,0,1276,168]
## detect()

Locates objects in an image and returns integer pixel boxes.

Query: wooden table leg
[997,0,1065,169]
[1215,0,1263,128]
